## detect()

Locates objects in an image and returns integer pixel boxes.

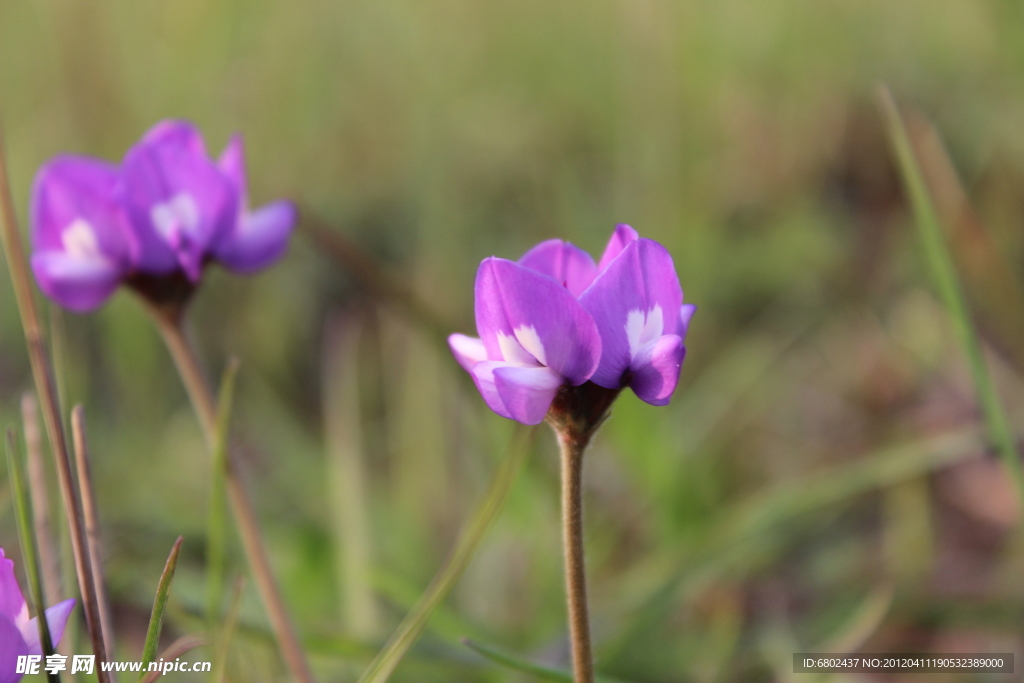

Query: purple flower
[449,258,602,425]
[451,225,693,422]
[0,548,75,683]
[30,120,296,312]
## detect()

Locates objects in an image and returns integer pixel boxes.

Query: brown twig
[300,214,453,340]
[71,407,116,666]
[0,126,111,680]
[148,309,315,683]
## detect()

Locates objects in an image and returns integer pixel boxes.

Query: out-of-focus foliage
[2,1,1024,681]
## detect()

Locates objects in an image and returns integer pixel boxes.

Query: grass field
[2,2,1024,681]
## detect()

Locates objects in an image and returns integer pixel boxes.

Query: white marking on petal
[61,219,104,260]
[151,193,200,242]
[626,305,664,358]
[497,326,546,367]
[514,325,547,366]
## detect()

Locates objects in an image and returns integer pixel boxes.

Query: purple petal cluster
[450,225,694,424]
[0,548,75,683]
[30,121,296,312]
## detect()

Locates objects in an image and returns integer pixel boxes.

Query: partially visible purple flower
[449,257,602,425]
[29,120,296,312]
[0,548,75,683]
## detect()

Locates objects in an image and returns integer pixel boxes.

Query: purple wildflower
[0,548,75,683]
[30,120,295,312]
[449,257,602,425]
[451,225,693,423]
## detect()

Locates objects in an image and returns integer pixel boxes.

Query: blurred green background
[2,1,1024,681]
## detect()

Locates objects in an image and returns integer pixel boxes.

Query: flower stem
[150,311,315,683]
[70,407,117,671]
[556,428,594,683]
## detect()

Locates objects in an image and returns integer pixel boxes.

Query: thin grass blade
[139,536,184,679]
[21,393,61,608]
[206,358,240,630]
[462,639,572,682]
[878,87,1024,515]
[462,639,631,683]
[356,427,533,683]
[901,112,1024,374]
[210,576,245,683]
[7,427,60,683]
[323,313,378,637]
[816,581,894,654]
[139,634,206,683]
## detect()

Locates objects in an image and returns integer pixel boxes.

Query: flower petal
[121,120,237,279]
[0,550,27,625]
[629,334,684,406]
[470,361,514,420]
[31,252,123,312]
[474,257,600,384]
[0,615,28,683]
[580,238,682,388]
[217,134,247,199]
[448,334,487,372]
[214,201,296,273]
[31,156,132,262]
[596,223,639,273]
[678,303,696,340]
[21,599,75,657]
[493,365,563,425]
[518,239,597,296]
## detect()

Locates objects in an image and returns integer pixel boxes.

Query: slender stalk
[556,429,594,683]
[879,88,1024,515]
[211,576,245,683]
[21,393,62,607]
[323,314,378,637]
[300,215,452,340]
[71,407,116,665]
[0,126,111,680]
[149,311,315,683]
[139,634,207,683]
[7,428,60,683]
[357,427,532,683]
